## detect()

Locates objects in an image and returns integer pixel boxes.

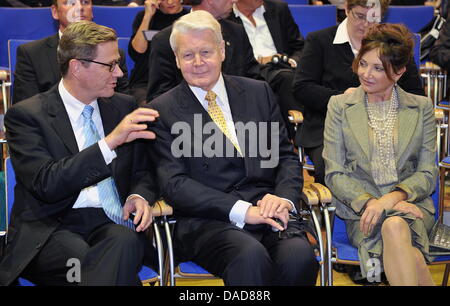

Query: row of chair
[2,154,332,286]
[0,5,436,68]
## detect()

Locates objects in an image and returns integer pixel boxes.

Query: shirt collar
[58,80,98,125]
[333,18,358,55]
[233,3,265,19]
[189,74,227,108]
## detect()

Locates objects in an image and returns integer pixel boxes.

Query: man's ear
[51,5,60,21]
[69,59,82,79]
[220,40,225,62]
[175,52,181,69]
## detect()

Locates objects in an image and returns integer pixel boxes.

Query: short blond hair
[57,21,117,76]
[169,10,223,52]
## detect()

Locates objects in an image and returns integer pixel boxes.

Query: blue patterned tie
[81,105,135,230]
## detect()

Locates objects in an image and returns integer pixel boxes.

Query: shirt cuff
[98,138,117,165]
[351,193,375,215]
[126,194,146,203]
[280,197,297,214]
[229,200,252,229]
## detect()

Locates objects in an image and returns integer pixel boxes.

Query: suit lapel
[98,97,123,175]
[174,81,214,154]
[263,4,283,52]
[46,34,60,83]
[219,20,234,74]
[396,89,419,164]
[47,86,79,155]
[224,76,251,174]
[346,89,371,160]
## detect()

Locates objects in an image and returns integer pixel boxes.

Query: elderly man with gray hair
[147,10,319,286]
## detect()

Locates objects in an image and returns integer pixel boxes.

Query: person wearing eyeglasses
[12,0,130,104]
[292,0,424,187]
[0,21,160,286]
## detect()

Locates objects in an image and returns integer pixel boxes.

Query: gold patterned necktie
[205,90,242,155]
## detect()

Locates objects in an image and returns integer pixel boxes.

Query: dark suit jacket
[147,75,302,260]
[430,19,450,71]
[13,34,130,104]
[0,85,158,285]
[146,19,262,102]
[292,25,424,149]
[227,0,304,64]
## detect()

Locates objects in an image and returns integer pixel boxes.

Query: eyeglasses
[350,9,380,24]
[76,58,120,72]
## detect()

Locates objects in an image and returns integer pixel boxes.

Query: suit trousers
[21,208,156,286]
[179,219,319,286]
[304,144,326,186]
[264,67,302,140]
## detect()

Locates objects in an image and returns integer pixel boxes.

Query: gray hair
[169,10,223,52]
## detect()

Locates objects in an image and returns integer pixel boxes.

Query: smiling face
[357,48,405,101]
[175,29,225,91]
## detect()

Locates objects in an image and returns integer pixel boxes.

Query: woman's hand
[360,198,385,236]
[393,201,424,219]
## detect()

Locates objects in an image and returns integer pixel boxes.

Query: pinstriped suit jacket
[323,86,437,220]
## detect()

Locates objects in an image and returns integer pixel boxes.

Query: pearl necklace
[365,86,399,168]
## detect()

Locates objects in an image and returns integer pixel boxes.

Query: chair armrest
[301,187,319,206]
[288,110,304,124]
[152,200,173,217]
[435,108,445,122]
[309,183,332,204]
[0,70,7,81]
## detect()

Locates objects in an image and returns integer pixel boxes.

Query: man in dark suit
[12,0,129,104]
[145,0,261,102]
[227,0,304,137]
[0,21,159,286]
[148,10,319,286]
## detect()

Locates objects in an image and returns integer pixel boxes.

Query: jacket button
[202,163,208,169]
[36,242,42,249]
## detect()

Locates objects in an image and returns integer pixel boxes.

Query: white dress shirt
[189,74,296,229]
[333,18,359,56]
[59,80,117,209]
[232,4,277,60]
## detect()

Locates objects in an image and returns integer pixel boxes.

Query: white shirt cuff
[98,138,117,165]
[281,197,297,214]
[229,200,252,229]
[126,194,146,202]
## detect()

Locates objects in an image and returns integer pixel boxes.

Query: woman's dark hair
[352,23,413,81]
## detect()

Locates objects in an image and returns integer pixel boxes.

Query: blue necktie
[81,105,134,230]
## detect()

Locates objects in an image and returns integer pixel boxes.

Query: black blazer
[0,86,158,285]
[227,0,304,64]
[146,19,262,102]
[147,75,302,248]
[292,25,424,148]
[429,19,450,71]
[13,34,130,104]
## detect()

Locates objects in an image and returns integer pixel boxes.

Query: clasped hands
[245,194,292,231]
[360,190,423,236]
